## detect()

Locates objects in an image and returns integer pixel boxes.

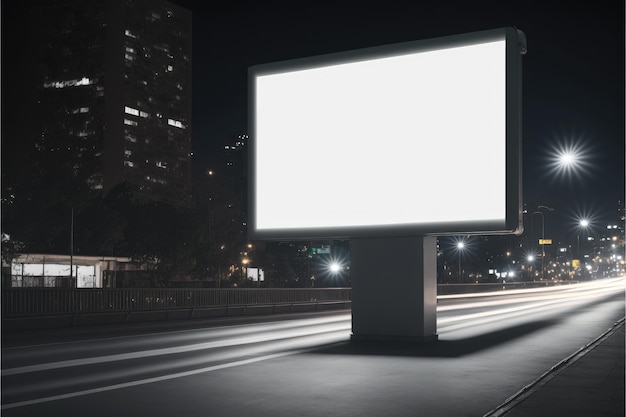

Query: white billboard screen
[249,28,524,239]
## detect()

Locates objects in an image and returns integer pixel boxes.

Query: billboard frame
[248,27,525,240]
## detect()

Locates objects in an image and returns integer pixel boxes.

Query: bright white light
[457,242,465,249]
[329,263,341,273]
[544,136,594,182]
[254,35,509,234]
[580,219,589,228]
[559,151,578,167]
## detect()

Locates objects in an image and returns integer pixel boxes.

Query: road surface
[2,277,624,416]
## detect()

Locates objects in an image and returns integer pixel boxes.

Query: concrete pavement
[486,318,625,417]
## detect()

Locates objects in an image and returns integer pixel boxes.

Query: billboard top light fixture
[249,27,525,240]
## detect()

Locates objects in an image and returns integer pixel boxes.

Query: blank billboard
[249,27,524,239]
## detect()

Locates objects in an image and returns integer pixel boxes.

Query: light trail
[2,277,623,411]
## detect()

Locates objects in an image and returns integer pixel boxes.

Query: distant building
[5,253,139,288]
[30,0,192,205]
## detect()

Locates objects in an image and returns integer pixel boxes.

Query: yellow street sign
[538,239,552,245]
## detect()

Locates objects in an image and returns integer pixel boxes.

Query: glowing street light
[457,241,465,284]
[545,137,593,182]
[577,219,590,258]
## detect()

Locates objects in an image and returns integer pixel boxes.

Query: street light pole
[457,242,464,284]
[578,219,589,258]
[532,206,553,280]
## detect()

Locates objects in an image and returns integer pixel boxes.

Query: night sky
[167,0,624,242]
[2,1,624,243]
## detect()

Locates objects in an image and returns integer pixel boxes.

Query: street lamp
[547,138,592,181]
[457,242,465,284]
[527,254,535,280]
[532,205,553,280]
[577,219,589,258]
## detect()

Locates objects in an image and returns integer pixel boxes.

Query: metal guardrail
[1,288,352,317]
[2,282,581,317]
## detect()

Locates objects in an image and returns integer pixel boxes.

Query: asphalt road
[2,277,624,416]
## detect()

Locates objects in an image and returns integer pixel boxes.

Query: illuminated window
[124,161,134,167]
[125,46,135,53]
[124,106,139,116]
[125,133,137,143]
[125,29,137,39]
[43,77,93,88]
[168,119,185,129]
[139,111,149,118]
[125,150,132,157]
[125,53,134,61]
[124,119,137,126]
[156,161,167,169]
[166,65,173,72]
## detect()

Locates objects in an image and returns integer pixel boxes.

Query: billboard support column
[351,236,438,342]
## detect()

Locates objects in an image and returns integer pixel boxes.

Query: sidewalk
[487,319,625,417]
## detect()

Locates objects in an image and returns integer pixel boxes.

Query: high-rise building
[31,0,192,205]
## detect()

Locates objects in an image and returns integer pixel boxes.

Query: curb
[483,316,626,417]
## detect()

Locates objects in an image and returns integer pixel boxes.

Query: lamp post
[457,242,465,284]
[532,205,554,280]
[527,255,535,280]
[577,219,589,258]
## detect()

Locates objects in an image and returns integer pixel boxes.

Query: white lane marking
[0,350,305,410]
[2,323,350,376]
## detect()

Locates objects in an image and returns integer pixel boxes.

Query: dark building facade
[31,0,192,205]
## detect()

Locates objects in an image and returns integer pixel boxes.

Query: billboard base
[351,236,438,341]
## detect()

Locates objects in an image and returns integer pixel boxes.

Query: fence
[2,288,352,317]
[2,282,578,317]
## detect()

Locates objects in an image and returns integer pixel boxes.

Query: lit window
[124,119,137,126]
[124,161,134,167]
[125,46,135,53]
[43,77,93,88]
[125,53,134,61]
[125,133,137,143]
[125,150,132,156]
[124,106,139,116]
[156,161,167,169]
[167,119,185,129]
[139,111,149,118]
[125,29,137,39]
[166,65,173,72]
